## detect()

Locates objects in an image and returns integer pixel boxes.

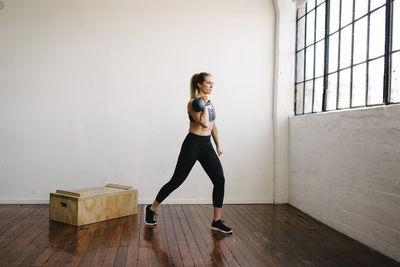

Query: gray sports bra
[189,100,216,122]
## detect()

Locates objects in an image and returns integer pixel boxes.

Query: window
[295,0,400,115]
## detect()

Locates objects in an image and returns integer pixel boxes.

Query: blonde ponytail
[190,72,211,99]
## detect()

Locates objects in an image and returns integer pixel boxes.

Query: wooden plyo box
[50,184,137,226]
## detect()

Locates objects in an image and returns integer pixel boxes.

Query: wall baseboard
[0,199,49,204]
[0,198,275,205]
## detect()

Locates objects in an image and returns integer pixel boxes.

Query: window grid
[295,0,399,115]
[349,0,355,108]
[296,55,387,85]
[365,0,371,107]
[335,0,343,110]
[302,10,307,113]
[322,0,329,111]
[384,0,393,104]
[295,3,386,55]
[297,2,326,21]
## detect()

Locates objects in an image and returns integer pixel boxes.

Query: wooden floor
[0,204,398,267]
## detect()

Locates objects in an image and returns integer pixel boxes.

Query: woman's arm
[187,100,209,128]
[211,122,223,156]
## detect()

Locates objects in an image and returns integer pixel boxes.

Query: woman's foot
[144,205,157,226]
[211,219,232,234]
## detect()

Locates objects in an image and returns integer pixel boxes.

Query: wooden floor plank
[61,221,103,266]
[31,222,77,266]
[232,204,302,262]
[78,226,106,266]
[138,206,151,267]
[113,215,135,267]
[169,204,195,266]
[0,205,21,225]
[157,204,175,267]
[89,220,118,266]
[13,206,48,248]
[3,207,48,265]
[124,206,142,267]
[0,206,41,247]
[0,204,398,267]
[240,204,338,264]
[19,227,51,267]
[101,217,125,267]
[174,205,206,266]
[222,204,280,266]
[183,204,221,266]
[0,205,40,238]
[197,204,244,267]
[185,204,226,266]
[143,204,174,267]
[162,204,184,267]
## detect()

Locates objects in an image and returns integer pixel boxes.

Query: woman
[144,72,232,234]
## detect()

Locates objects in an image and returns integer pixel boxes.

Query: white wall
[289,105,400,262]
[272,0,296,203]
[0,0,276,204]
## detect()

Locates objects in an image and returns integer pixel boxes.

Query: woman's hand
[216,146,223,156]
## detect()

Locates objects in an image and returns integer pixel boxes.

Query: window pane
[298,4,306,18]
[353,16,368,64]
[330,0,340,33]
[391,52,400,103]
[306,10,316,46]
[316,0,325,5]
[296,83,304,114]
[306,46,315,80]
[340,25,353,69]
[307,0,316,11]
[316,3,326,41]
[329,32,339,73]
[315,40,325,77]
[355,0,369,19]
[393,0,400,51]
[352,63,367,106]
[341,0,354,27]
[369,7,386,59]
[314,77,324,112]
[368,57,384,105]
[326,73,338,110]
[338,68,351,108]
[297,17,305,51]
[304,81,314,113]
[370,0,386,11]
[296,51,305,82]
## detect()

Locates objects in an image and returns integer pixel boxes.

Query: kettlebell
[192,98,206,112]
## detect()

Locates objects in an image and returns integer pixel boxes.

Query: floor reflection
[48,215,230,265]
[48,220,80,249]
[143,226,174,266]
[143,224,231,266]
[210,230,229,266]
[48,214,138,256]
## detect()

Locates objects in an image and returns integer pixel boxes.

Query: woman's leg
[198,148,225,219]
[213,207,222,222]
[199,150,232,233]
[152,136,198,211]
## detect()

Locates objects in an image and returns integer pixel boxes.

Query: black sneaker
[211,219,232,234]
[144,205,157,226]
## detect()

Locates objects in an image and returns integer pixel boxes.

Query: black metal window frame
[294,0,400,115]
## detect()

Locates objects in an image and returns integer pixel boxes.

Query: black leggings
[155,132,225,208]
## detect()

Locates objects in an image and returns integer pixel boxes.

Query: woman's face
[198,76,214,95]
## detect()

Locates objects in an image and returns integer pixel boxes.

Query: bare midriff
[189,121,214,136]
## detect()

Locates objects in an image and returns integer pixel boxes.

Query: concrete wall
[0,0,276,204]
[289,105,400,262]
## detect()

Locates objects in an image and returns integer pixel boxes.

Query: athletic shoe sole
[143,205,157,226]
[211,226,233,234]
